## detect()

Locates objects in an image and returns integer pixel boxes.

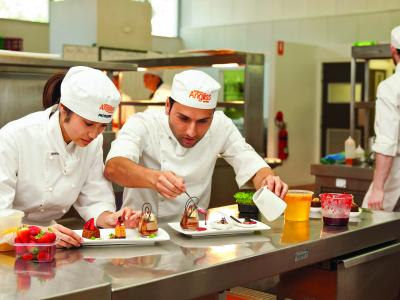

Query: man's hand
[367,189,384,210]
[153,171,186,199]
[49,224,83,249]
[260,175,288,199]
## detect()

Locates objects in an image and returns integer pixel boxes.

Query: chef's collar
[396,63,400,74]
[47,109,80,175]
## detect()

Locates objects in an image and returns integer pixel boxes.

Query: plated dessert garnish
[114,212,126,239]
[180,198,200,230]
[210,217,233,230]
[82,218,100,239]
[138,203,158,237]
[243,217,257,225]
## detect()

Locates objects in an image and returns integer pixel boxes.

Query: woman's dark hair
[42,72,66,109]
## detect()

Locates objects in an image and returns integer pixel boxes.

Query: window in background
[0,0,49,23]
[149,0,178,37]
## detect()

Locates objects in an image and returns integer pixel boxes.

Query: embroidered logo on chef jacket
[188,90,211,103]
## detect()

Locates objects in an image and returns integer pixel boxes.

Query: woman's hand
[97,207,141,229]
[49,224,83,248]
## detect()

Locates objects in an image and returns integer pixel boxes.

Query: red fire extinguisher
[275,111,288,160]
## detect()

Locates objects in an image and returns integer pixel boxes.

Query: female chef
[0,66,139,248]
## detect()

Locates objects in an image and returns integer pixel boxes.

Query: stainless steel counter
[1,206,400,300]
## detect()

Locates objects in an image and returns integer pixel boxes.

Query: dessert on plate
[138,203,158,237]
[82,218,100,239]
[180,198,200,230]
[210,217,232,230]
[114,212,126,239]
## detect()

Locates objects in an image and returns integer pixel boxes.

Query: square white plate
[73,228,170,246]
[168,220,270,237]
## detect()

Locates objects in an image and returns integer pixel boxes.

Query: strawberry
[21,253,34,261]
[16,227,31,243]
[37,251,51,262]
[83,218,96,230]
[35,232,56,244]
[28,226,41,237]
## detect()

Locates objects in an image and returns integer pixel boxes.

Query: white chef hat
[171,70,221,109]
[60,66,120,123]
[391,25,400,49]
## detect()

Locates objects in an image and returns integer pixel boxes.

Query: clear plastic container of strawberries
[14,226,57,263]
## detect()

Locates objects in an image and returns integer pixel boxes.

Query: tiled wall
[180,0,400,55]
[179,1,400,185]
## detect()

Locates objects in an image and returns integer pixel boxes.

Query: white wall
[50,0,97,54]
[0,19,49,53]
[179,1,400,186]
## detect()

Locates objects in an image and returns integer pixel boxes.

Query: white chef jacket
[151,83,171,102]
[0,107,115,226]
[106,110,268,219]
[363,63,400,211]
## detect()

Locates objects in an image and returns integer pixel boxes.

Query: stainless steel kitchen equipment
[1,207,399,300]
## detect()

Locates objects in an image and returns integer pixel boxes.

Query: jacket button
[40,209,44,212]
[71,184,76,188]
[48,187,53,192]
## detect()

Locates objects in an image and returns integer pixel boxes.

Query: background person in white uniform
[0,66,138,248]
[143,71,171,102]
[363,25,400,211]
[105,70,288,220]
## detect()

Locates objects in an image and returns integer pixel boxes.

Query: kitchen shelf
[117,51,265,156]
[0,52,137,74]
[120,100,245,108]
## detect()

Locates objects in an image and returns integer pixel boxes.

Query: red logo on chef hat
[99,103,114,114]
[189,90,211,103]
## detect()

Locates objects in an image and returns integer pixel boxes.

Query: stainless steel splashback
[0,73,49,128]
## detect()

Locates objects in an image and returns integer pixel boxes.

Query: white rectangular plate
[168,220,270,237]
[73,228,170,246]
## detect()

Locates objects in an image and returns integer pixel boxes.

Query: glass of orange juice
[284,190,314,221]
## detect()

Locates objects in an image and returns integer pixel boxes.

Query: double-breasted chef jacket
[0,106,115,226]
[106,110,269,219]
[363,64,400,211]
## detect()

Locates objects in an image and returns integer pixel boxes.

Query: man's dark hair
[168,97,176,109]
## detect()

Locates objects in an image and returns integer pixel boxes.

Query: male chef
[104,70,288,219]
[363,25,400,211]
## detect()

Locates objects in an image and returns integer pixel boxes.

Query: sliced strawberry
[16,227,31,243]
[89,218,96,230]
[28,226,41,237]
[21,253,34,261]
[83,218,96,230]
